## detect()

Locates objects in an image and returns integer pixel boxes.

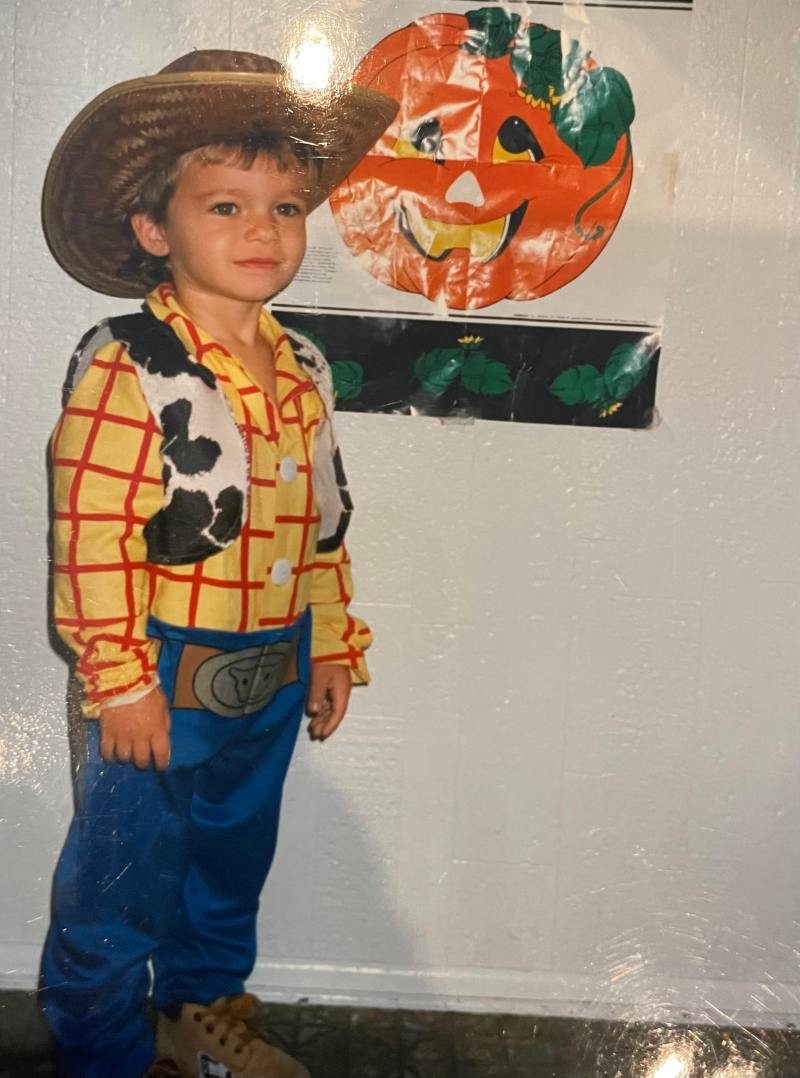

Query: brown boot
[157,994,310,1078]
[142,1059,182,1077]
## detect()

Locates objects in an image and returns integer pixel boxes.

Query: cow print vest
[63,308,352,565]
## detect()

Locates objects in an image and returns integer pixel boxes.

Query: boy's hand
[306,664,352,741]
[99,687,172,770]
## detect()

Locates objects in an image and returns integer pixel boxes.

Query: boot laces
[147,1059,182,1077]
[193,994,266,1055]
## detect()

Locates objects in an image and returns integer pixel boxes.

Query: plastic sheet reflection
[649,1050,692,1078]
[580,1023,793,1078]
[286,25,333,92]
[647,1052,764,1078]
[638,1038,775,1078]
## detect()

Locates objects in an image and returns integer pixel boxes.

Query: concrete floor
[1,990,799,1077]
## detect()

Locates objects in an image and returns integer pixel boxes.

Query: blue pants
[40,613,310,1078]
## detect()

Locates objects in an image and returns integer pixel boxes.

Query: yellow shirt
[51,284,371,716]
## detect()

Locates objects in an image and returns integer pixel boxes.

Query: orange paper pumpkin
[329,10,635,310]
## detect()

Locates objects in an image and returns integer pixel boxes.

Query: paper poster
[275,0,693,427]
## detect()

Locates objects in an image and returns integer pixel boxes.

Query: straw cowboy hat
[42,49,398,297]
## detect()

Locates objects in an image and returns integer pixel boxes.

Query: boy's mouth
[234,258,280,269]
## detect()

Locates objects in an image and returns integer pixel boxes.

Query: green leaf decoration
[553,66,635,167]
[463,7,520,58]
[415,348,464,394]
[461,352,515,396]
[511,23,564,102]
[550,364,605,406]
[602,341,653,400]
[562,38,587,90]
[550,338,657,415]
[331,360,364,401]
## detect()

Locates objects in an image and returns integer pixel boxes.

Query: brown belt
[172,637,299,718]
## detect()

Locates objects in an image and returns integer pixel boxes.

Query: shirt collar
[144,283,315,409]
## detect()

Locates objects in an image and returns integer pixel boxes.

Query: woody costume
[38,50,397,1078]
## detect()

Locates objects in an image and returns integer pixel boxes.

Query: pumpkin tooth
[400,201,517,263]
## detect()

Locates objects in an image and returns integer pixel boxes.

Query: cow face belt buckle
[173,637,299,718]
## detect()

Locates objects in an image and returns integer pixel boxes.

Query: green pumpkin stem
[463,8,520,58]
[574,131,632,241]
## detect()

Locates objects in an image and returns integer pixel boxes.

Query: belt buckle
[177,637,298,718]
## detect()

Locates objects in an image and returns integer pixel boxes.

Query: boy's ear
[130,212,170,257]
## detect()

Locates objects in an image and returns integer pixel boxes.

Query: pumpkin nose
[444,171,485,207]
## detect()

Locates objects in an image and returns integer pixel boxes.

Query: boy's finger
[308,709,334,740]
[132,736,152,770]
[306,695,332,719]
[100,731,115,763]
[307,690,330,715]
[307,715,325,739]
[151,730,171,771]
[114,737,133,764]
[315,690,347,739]
[320,705,347,739]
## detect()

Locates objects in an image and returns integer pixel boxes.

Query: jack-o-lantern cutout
[329,9,635,310]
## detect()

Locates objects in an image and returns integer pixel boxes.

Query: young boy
[39,50,397,1078]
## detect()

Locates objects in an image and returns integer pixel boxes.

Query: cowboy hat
[42,49,398,297]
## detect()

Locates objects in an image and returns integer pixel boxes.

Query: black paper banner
[275,309,659,429]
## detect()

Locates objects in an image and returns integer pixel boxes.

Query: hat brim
[42,71,398,297]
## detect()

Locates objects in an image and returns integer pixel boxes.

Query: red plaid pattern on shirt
[51,284,371,715]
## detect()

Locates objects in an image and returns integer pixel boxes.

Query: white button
[279,456,298,482]
[270,559,292,586]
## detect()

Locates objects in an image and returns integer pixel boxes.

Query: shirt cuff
[97,676,162,712]
[311,651,370,685]
[79,653,161,717]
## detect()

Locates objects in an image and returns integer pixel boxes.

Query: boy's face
[133,153,309,305]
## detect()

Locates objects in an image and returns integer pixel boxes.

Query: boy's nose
[245,215,279,240]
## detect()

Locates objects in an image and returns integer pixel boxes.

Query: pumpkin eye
[392,117,444,161]
[493,116,544,164]
[412,118,443,156]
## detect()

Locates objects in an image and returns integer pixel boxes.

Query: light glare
[650,1055,689,1078]
[286,30,333,92]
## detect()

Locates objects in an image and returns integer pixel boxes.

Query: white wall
[1,0,798,1028]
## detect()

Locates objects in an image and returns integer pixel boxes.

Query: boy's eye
[211,202,238,215]
[276,202,304,217]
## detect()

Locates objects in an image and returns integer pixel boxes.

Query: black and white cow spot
[208,486,244,543]
[160,399,222,476]
[124,314,217,389]
[67,309,250,566]
[143,486,243,564]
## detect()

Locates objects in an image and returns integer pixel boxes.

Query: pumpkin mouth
[397,200,528,263]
